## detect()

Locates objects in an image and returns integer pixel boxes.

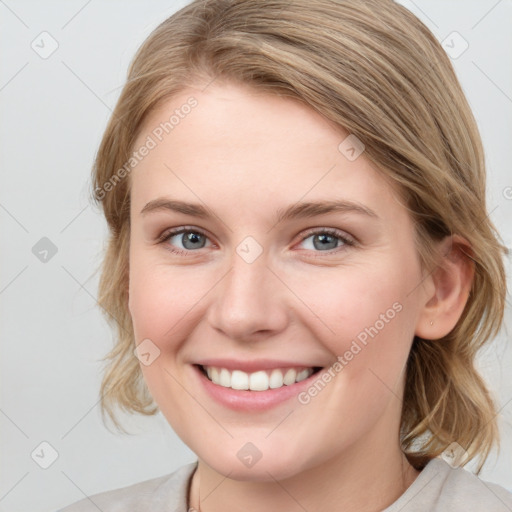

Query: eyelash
[156,226,356,257]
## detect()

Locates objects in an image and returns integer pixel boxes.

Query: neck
[188,434,420,512]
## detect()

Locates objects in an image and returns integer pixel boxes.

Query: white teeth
[202,366,315,391]
[219,368,231,387]
[283,368,297,385]
[231,370,249,390]
[269,369,284,389]
[296,369,310,382]
[249,371,269,391]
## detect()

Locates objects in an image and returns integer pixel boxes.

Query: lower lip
[192,365,322,412]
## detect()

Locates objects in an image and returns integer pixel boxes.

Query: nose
[206,249,289,342]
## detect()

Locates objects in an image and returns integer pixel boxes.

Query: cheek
[128,268,167,341]
[288,253,419,379]
[128,251,209,342]
[286,262,418,444]
[127,255,210,421]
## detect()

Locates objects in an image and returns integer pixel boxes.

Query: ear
[415,235,475,340]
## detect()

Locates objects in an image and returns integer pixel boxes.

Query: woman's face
[128,81,430,480]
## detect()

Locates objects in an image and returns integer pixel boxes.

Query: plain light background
[1,1,511,511]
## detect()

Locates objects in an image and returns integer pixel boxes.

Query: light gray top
[57,457,512,512]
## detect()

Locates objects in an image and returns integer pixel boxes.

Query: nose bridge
[231,248,272,300]
[207,245,288,338]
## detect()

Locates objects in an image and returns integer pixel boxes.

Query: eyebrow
[140,198,379,223]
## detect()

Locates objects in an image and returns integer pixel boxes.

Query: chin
[197,443,318,482]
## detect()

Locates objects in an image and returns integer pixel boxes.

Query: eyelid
[296,226,356,247]
[156,225,211,243]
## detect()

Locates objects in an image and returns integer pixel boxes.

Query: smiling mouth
[197,364,323,391]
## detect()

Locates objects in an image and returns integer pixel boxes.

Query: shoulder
[385,458,512,512]
[56,461,197,512]
[435,459,512,511]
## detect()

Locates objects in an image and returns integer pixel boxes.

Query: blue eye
[157,227,354,256]
[159,228,212,255]
[297,229,354,252]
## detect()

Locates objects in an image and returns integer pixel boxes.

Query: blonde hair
[92,0,507,473]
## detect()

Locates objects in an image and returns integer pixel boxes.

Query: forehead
[130,82,403,222]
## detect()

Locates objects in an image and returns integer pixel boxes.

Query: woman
[59,0,512,510]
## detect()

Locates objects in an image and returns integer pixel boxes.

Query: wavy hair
[91,0,507,473]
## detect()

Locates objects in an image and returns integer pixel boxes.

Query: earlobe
[415,235,474,340]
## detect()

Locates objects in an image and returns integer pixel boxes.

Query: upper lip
[194,358,325,373]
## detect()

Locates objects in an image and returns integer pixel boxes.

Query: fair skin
[128,81,473,512]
